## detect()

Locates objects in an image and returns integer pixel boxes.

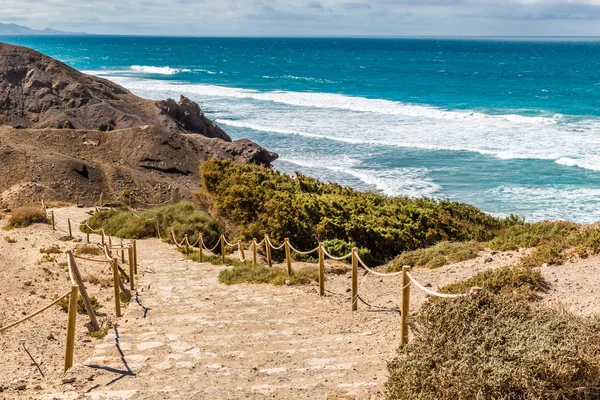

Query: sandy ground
[1,207,599,399]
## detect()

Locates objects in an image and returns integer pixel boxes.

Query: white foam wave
[277,157,440,197]
[130,65,191,75]
[99,76,558,124]
[488,186,600,223]
[83,73,600,173]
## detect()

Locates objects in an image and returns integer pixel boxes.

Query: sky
[3,0,600,36]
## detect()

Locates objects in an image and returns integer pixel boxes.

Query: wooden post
[112,259,122,317]
[252,238,258,265]
[198,233,203,262]
[351,247,358,312]
[67,218,72,237]
[238,241,245,262]
[51,211,55,231]
[265,234,272,267]
[284,238,292,275]
[66,251,99,332]
[132,240,138,274]
[318,243,325,296]
[101,230,105,246]
[64,284,79,372]
[400,266,411,345]
[86,227,90,244]
[155,220,160,238]
[108,236,112,248]
[185,235,189,255]
[99,192,104,207]
[220,234,225,264]
[120,240,125,263]
[128,247,135,291]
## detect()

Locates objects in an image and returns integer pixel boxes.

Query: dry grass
[40,245,62,254]
[74,244,103,256]
[5,206,48,229]
[386,290,600,400]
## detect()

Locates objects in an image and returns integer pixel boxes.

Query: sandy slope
[1,207,599,399]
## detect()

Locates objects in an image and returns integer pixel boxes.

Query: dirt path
[3,207,599,399]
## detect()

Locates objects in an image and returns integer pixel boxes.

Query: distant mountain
[0,22,86,36]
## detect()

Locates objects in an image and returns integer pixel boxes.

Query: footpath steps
[45,208,398,400]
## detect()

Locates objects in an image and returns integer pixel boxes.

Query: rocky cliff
[0,42,278,206]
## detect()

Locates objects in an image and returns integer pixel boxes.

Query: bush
[85,201,221,246]
[520,238,568,266]
[388,241,481,271]
[5,207,48,229]
[40,245,61,254]
[74,244,103,256]
[487,221,577,252]
[439,265,547,296]
[200,160,502,263]
[386,291,600,400]
[58,295,102,314]
[218,262,319,286]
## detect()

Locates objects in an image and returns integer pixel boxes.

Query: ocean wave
[276,157,441,197]
[489,185,600,223]
[555,157,600,171]
[99,76,559,124]
[83,74,600,173]
[130,65,191,75]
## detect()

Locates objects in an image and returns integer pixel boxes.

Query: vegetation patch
[40,245,61,254]
[74,244,103,256]
[5,207,48,229]
[486,220,578,252]
[218,262,319,286]
[85,201,221,247]
[4,236,17,243]
[58,295,102,314]
[386,290,600,400]
[388,241,481,271]
[200,159,502,263]
[439,265,547,296]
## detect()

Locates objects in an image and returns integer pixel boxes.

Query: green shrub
[386,291,600,400]
[218,262,319,286]
[487,221,577,251]
[84,201,221,246]
[520,238,568,266]
[439,265,547,296]
[5,207,48,229]
[200,160,502,263]
[569,226,600,259]
[388,241,481,271]
[58,295,102,314]
[4,236,17,243]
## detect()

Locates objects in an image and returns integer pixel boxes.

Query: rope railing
[42,201,478,348]
[288,243,320,256]
[266,235,285,250]
[0,291,71,334]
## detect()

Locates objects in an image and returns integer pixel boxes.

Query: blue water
[3,36,600,222]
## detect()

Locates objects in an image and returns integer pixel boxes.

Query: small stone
[484,257,493,264]
[33,385,42,390]
[10,380,26,391]
[284,280,291,285]
[47,333,55,341]
[62,377,76,384]
[542,263,548,268]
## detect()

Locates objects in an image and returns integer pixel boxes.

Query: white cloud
[1,0,600,35]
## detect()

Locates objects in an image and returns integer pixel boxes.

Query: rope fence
[0,203,142,374]
[39,200,480,350]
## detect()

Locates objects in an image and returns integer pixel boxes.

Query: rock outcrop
[0,42,278,206]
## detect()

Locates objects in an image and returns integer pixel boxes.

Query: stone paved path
[45,208,400,399]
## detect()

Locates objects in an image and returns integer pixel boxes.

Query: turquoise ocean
[3,36,600,222]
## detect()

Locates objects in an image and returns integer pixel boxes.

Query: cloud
[1,0,600,35]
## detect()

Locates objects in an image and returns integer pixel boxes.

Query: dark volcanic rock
[157,96,231,141]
